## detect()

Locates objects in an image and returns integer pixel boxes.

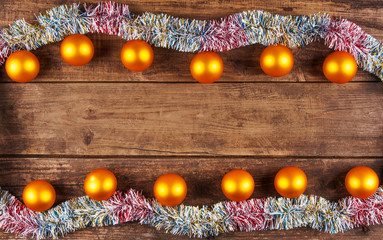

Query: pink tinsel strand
[0,192,39,237]
[0,32,11,65]
[323,18,370,60]
[104,189,153,224]
[200,14,249,52]
[344,188,383,227]
[224,198,268,231]
[85,1,131,36]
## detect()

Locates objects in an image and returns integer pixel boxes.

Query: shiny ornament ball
[260,45,294,77]
[22,180,56,212]
[60,34,94,66]
[190,51,223,84]
[221,170,255,202]
[345,166,379,198]
[120,40,154,72]
[153,173,187,206]
[84,169,117,201]
[274,167,307,198]
[5,50,40,83]
[323,51,357,84]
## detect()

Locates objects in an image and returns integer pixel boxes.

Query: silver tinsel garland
[0,1,382,80]
[0,1,383,238]
[1,187,383,239]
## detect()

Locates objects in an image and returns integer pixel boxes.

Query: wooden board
[1,83,383,156]
[0,0,383,239]
[1,157,382,203]
[0,37,379,83]
[0,157,382,239]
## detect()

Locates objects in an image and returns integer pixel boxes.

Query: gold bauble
[60,34,94,66]
[84,168,117,201]
[5,50,40,82]
[260,45,294,77]
[190,51,223,84]
[221,170,255,202]
[120,40,154,72]
[153,173,187,206]
[22,180,56,212]
[323,51,357,84]
[274,167,307,198]
[345,166,379,198]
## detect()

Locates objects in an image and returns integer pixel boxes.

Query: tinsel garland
[1,1,383,238]
[0,1,382,80]
[0,187,383,239]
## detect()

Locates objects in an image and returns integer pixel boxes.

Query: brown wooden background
[1,0,383,239]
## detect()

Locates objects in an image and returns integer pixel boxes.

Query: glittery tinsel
[85,1,132,35]
[223,198,268,231]
[0,1,382,80]
[344,187,383,227]
[1,187,383,239]
[322,18,383,80]
[1,4,90,53]
[264,194,354,233]
[145,201,235,237]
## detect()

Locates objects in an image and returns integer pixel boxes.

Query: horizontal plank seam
[1,184,82,188]
[0,81,380,84]
[0,154,382,159]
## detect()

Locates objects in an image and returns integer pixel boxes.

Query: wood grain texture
[1,82,383,156]
[1,157,382,203]
[0,0,383,239]
[0,157,382,239]
[0,37,379,83]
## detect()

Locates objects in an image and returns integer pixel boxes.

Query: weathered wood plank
[1,82,383,156]
[0,157,381,239]
[0,0,381,83]
[0,37,379,83]
[1,157,382,203]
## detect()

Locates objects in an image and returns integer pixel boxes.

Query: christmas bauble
[60,34,94,66]
[190,51,223,84]
[84,169,117,201]
[153,173,187,206]
[120,40,154,72]
[323,51,357,84]
[221,169,255,202]
[274,166,307,198]
[5,50,40,82]
[345,166,379,198]
[22,180,56,212]
[260,45,294,77]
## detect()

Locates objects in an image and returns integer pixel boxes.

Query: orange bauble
[121,40,154,72]
[84,169,117,201]
[190,51,223,84]
[323,51,357,84]
[60,34,94,66]
[345,166,379,198]
[221,170,255,202]
[5,50,40,83]
[22,180,56,212]
[274,167,307,198]
[153,173,187,206]
[260,45,294,77]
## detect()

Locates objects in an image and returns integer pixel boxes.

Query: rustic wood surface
[0,0,383,239]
